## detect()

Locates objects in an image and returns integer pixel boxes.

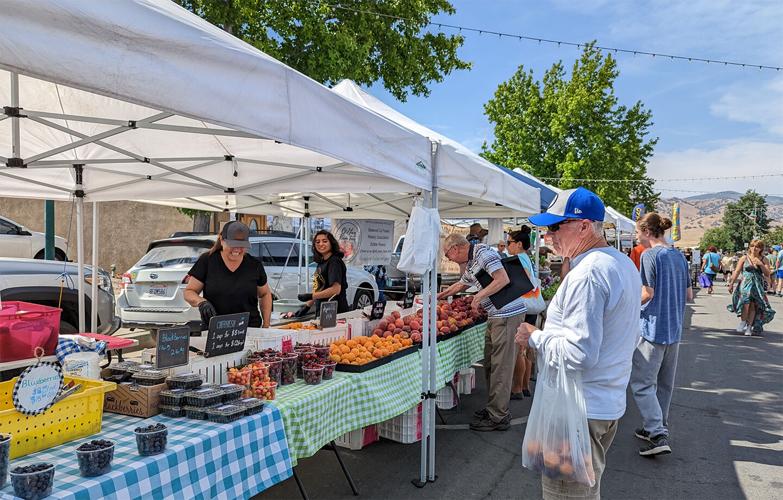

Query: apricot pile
[329,334,414,365]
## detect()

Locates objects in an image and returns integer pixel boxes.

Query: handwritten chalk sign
[155,326,191,369]
[204,312,249,358]
[319,302,338,329]
[12,362,64,415]
[369,300,386,320]
[403,290,415,309]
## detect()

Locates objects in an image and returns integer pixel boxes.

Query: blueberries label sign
[156,326,190,369]
[205,313,249,358]
[13,362,64,415]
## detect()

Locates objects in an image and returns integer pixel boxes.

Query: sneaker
[470,415,511,432]
[473,408,489,419]
[639,435,672,457]
[634,428,652,442]
[736,320,747,332]
[510,392,525,400]
[522,389,532,398]
[745,325,752,337]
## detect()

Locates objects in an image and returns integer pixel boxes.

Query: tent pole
[90,202,99,332]
[427,142,440,482]
[10,72,21,160]
[304,197,311,292]
[417,239,431,487]
[74,165,86,332]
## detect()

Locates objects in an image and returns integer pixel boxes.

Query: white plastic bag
[397,205,441,275]
[522,344,595,486]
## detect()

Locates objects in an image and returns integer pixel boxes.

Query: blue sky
[367,0,783,199]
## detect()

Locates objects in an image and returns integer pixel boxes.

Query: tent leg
[427,141,440,483]
[90,202,99,332]
[76,195,85,333]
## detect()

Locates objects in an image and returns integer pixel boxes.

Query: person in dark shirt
[296,230,350,316]
[184,221,272,329]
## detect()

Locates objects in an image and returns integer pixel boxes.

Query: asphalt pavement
[258,279,783,500]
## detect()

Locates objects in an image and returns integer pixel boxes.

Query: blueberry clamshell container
[205,404,246,424]
[159,405,185,418]
[218,384,244,402]
[159,389,188,406]
[234,398,264,416]
[165,372,204,390]
[184,388,224,407]
[131,369,167,386]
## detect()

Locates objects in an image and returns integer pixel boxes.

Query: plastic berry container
[313,345,331,363]
[127,363,154,374]
[218,384,244,403]
[159,388,188,406]
[302,364,324,385]
[234,398,264,416]
[134,423,168,456]
[296,350,317,377]
[205,404,246,424]
[0,433,10,490]
[319,362,337,380]
[107,360,139,376]
[184,405,209,420]
[131,369,167,386]
[75,440,115,477]
[264,358,282,385]
[184,388,224,407]
[280,354,297,385]
[9,463,55,500]
[159,405,185,418]
[250,381,277,401]
[165,372,204,390]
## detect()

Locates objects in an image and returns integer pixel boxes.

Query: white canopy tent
[0,0,540,488]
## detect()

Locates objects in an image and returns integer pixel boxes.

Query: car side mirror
[17,227,32,236]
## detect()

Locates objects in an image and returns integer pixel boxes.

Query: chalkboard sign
[369,300,386,320]
[320,302,338,329]
[403,290,415,309]
[155,326,190,369]
[204,312,250,358]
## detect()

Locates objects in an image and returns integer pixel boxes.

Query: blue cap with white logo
[528,187,606,227]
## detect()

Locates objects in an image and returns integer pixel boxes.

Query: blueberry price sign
[403,290,415,309]
[12,362,64,415]
[319,301,338,329]
[369,300,386,320]
[204,312,250,358]
[155,326,191,369]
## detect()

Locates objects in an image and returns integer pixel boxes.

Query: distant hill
[656,192,783,247]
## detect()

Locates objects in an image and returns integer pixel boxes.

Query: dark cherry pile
[280,355,297,385]
[321,362,337,380]
[302,362,323,385]
[9,463,54,500]
[296,350,318,377]
[76,440,114,477]
[134,423,168,456]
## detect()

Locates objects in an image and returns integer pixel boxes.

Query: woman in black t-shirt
[184,221,272,329]
[296,230,349,316]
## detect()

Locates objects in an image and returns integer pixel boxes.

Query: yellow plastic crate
[0,375,116,459]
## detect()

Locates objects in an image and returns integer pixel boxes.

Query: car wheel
[54,248,67,261]
[352,287,374,310]
[59,320,78,335]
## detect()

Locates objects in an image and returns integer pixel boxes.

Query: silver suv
[0,258,119,334]
[117,233,379,332]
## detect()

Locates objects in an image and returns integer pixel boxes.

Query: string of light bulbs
[532,173,783,183]
[317,1,782,71]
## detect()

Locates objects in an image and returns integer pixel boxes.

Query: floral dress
[727,260,775,332]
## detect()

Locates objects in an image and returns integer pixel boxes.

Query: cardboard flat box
[103,381,166,418]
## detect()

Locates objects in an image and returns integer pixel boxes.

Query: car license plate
[146,285,168,297]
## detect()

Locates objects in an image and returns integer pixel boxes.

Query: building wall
[0,198,194,273]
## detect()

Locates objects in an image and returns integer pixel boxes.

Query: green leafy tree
[176,0,470,101]
[699,226,736,253]
[722,190,769,249]
[481,43,658,214]
[762,226,783,248]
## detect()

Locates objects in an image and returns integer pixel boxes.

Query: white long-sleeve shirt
[529,246,642,420]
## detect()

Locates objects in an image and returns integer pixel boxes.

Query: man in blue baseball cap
[515,187,642,499]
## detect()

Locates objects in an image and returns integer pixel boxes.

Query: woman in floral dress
[727,240,775,336]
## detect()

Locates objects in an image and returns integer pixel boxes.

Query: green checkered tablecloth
[273,322,486,461]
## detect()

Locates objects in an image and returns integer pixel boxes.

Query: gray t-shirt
[640,246,690,344]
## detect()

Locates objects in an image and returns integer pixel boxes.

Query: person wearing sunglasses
[514,187,642,500]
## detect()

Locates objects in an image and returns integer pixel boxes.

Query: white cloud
[711,75,783,136]
[649,140,783,196]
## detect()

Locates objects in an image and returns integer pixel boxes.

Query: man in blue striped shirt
[438,233,526,431]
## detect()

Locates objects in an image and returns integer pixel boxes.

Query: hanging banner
[671,203,681,242]
[632,203,646,221]
[334,219,394,266]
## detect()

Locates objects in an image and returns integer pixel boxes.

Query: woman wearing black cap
[295,230,350,316]
[184,221,272,329]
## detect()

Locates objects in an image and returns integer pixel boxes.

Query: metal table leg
[326,440,359,496]
[293,467,309,500]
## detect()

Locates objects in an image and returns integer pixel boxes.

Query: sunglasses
[546,219,581,233]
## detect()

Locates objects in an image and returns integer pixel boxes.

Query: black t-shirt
[188,251,267,327]
[313,254,350,314]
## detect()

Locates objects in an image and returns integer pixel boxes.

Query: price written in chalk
[204,312,249,358]
[156,326,190,369]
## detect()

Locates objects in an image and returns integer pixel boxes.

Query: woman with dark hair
[296,230,350,316]
[700,245,721,294]
[507,226,542,399]
[728,240,775,336]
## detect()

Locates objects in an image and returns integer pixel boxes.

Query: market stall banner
[334,219,395,266]
[273,323,487,461]
[0,407,293,499]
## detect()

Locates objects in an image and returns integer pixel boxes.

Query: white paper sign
[13,362,64,415]
[334,219,394,266]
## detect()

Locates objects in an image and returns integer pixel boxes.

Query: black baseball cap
[220,221,251,248]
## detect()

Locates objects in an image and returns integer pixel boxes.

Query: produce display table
[273,322,487,462]
[0,407,292,500]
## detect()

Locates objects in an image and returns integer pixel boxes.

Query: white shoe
[744,325,752,336]
[736,321,748,332]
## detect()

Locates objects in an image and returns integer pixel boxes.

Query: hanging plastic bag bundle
[397,204,441,275]
[521,343,595,486]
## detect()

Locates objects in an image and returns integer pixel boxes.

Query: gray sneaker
[470,414,511,432]
[639,434,672,456]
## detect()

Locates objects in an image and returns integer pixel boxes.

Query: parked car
[0,257,119,334]
[0,215,68,260]
[386,236,460,295]
[117,233,379,332]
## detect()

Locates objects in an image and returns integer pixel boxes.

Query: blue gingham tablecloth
[0,406,293,500]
